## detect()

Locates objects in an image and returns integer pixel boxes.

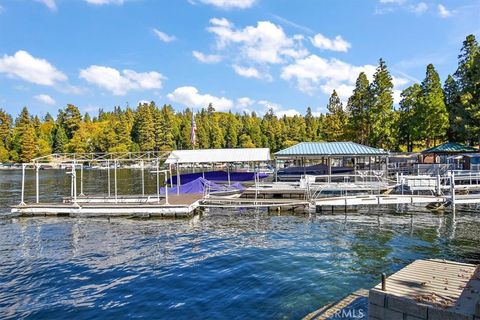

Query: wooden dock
[303,289,368,320]
[369,259,480,320]
[10,194,203,218]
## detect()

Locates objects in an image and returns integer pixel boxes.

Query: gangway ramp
[313,194,447,207]
[201,197,311,210]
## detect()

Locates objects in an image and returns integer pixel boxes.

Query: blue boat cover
[160,177,245,195]
[168,170,268,185]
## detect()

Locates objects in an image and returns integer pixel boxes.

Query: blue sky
[0,0,478,118]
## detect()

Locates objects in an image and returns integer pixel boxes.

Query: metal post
[70,164,74,199]
[72,163,77,203]
[381,273,387,291]
[141,160,145,196]
[328,157,332,183]
[164,170,169,205]
[80,164,84,196]
[227,163,231,186]
[177,162,181,195]
[169,163,173,188]
[114,160,118,203]
[107,159,111,198]
[436,174,441,196]
[157,160,160,203]
[275,158,278,182]
[20,163,26,205]
[35,164,40,203]
[451,171,456,206]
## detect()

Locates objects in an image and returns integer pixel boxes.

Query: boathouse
[421,142,478,164]
[165,148,271,193]
[274,142,389,181]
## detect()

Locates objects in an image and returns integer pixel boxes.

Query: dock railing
[305,172,394,200]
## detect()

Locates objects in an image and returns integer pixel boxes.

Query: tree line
[0,34,478,163]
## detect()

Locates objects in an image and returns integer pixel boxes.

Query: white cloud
[79,65,165,95]
[276,108,300,117]
[197,0,255,9]
[412,2,428,14]
[257,100,299,117]
[84,0,124,4]
[0,50,67,86]
[167,86,233,111]
[152,28,176,42]
[138,100,150,106]
[281,54,408,104]
[310,33,351,52]
[236,97,255,108]
[280,54,376,94]
[36,0,57,11]
[34,94,56,106]
[207,18,307,65]
[192,51,222,63]
[232,65,271,80]
[438,4,452,17]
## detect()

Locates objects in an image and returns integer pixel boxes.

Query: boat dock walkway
[303,289,368,320]
[11,194,203,218]
[369,259,480,320]
[303,259,480,320]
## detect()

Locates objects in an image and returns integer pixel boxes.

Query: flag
[190,113,197,148]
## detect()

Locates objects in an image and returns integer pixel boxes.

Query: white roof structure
[165,148,271,164]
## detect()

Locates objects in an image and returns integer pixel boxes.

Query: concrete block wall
[368,288,480,320]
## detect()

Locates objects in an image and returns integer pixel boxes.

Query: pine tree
[132,103,156,150]
[19,124,36,162]
[304,107,319,141]
[368,58,395,149]
[322,90,348,141]
[398,84,422,151]
[0,109,12,147]
[62,104,82,139]
[454,34,480,144]
[15,107,31,129]
[52,125,68,153]
[444,75,466,141]
[347,72,370,144]
[418,64,449,146]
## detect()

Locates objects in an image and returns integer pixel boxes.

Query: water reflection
[0,170,479,319]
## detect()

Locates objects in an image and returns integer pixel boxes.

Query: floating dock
[11,194,203,218]
[303,259,480,320]
[303,289,368,320]
[368,259,480,320]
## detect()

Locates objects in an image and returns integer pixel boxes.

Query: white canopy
[165,148,271,164]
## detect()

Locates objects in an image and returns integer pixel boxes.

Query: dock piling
[35,164,39,203]
[114,160,118,203]
[20,163,26,206]
[381,273,386,291]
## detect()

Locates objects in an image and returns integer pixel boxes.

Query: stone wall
[368,288,480,320]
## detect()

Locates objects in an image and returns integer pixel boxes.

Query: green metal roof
[421,142,478,154]
[275,142,388,157]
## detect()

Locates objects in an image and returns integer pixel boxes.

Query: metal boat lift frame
[18,151,170,206]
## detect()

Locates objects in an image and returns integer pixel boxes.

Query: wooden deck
[10,194,203,218]
[303,289,368,320]
[369,259,480,319]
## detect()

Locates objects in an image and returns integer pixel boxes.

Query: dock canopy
[275,142,388,158]
[421,142,478,154]
[165,148,271,164]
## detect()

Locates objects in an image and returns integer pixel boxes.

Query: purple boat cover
[168,170,268,185]
[160,177,245,195]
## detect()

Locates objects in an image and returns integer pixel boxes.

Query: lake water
[0,170,479,319]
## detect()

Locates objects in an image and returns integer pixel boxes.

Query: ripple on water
[1,170,480,319]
